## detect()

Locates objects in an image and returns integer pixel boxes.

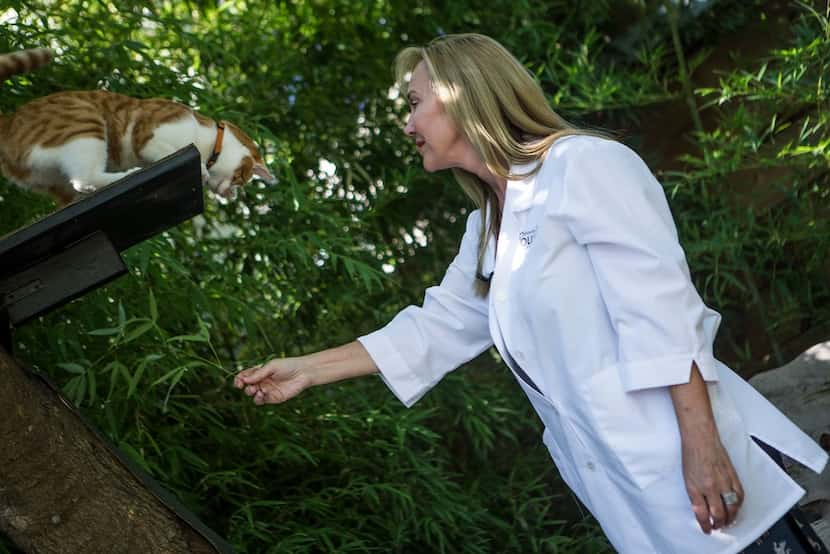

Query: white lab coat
[357,135,828,553]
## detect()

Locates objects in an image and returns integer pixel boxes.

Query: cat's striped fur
[0,48,52,81]
[0,49,274,206]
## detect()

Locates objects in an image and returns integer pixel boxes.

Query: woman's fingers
[233,367,255,388]
[234,363,274,402]
[707,492,727,529]
[694,471,743,531]
[689,490,712,534]
[722,473,744,526]
[682,435,746,533]
[234,362,274,388]
[723,491,740,526]
[710,462,744,528]
[233,358,305,405]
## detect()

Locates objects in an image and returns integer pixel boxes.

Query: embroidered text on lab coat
[519,226,537,247]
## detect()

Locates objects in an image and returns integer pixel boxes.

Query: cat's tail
[0,48,53,81]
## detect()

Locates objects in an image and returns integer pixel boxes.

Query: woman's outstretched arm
[234,341,378,405]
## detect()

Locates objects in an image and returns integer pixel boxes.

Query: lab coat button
[515,350,525,361]
[496,292,507,302]
[586,461,596,471]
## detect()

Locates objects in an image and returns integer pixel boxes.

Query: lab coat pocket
[585,364,682,490]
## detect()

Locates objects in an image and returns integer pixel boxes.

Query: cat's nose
[223,186,239,201]
[253,166,277,185]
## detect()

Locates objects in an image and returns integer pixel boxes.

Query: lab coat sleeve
[551,138,720,392]
[357,210,493,407]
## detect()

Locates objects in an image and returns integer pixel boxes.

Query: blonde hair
[395,33,610,295]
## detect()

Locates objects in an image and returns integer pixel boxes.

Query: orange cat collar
[206,121,225,169]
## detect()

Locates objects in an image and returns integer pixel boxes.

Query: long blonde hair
[395,33,609,295]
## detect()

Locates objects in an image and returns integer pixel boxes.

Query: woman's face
[404,61,468,173]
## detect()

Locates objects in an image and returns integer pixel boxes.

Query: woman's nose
[404,116,415,136]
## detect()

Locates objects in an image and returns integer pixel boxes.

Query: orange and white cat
[0,48,275,206]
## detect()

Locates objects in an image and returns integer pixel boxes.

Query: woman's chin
[420,157,443,173]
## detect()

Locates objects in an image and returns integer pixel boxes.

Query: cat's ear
[253,163,277,185]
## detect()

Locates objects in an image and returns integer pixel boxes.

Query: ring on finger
[721,491,740,505]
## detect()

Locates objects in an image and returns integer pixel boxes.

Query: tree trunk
[0,346,228,554]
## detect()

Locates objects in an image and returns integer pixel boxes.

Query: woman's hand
[680,430,745,534]
[669,361,745,534]
[234,357,311,405]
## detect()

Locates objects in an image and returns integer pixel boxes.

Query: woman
[235,34,828,553]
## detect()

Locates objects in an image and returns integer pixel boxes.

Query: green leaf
[151,361,202,411]
[88,327,120,336]
[122,319,154,343]
[122,40,148,52]
[57,362,85,374]
[87,364,97,405]
[105,361,131,401]
[148,289,158,322]
[63,375,86,406]
[167,331,209,343]
[129,354,164,399]
[167,316,211,344]
[118,441,151,474]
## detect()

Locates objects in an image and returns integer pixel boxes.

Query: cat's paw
[70,180,98,194]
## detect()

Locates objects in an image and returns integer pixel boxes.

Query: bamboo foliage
[0,1,827,552]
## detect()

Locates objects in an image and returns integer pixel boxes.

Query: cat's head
[205,121,275,198]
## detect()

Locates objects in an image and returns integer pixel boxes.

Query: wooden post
[0,346,230,553]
